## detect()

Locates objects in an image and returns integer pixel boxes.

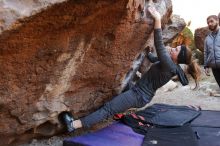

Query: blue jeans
[212,68,220,88]
[81,89,150,128]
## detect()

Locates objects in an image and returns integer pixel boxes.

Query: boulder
[0,0,67,34]
[162,14,186,45]
[194,27,210,52]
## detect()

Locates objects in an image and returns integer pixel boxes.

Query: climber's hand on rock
[147,6,161,20]
[144,46,152,55]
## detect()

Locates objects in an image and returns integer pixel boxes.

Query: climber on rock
[58,6,201,133]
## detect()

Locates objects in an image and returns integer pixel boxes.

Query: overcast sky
[172,0,220,32]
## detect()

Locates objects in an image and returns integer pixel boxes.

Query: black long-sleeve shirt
[133,29,188,102]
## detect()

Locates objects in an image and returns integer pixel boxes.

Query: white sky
[172,0,220,32]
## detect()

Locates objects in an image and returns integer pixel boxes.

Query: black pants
[212,68,220,88]
[80,89,150,128]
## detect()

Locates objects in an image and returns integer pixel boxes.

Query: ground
[20,69,220,146]
[150,73,220,110]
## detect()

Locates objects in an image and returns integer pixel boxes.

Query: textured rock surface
[194,27,210,52]
[162,15,186,44]
[0,0,186,145]
[0,0,67,34]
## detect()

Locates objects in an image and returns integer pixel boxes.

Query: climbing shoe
[58,111,75,132]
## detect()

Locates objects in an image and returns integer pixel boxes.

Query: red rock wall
[0,0,176,145]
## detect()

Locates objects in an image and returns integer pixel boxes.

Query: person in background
[204,15,220,88]
[58,6,201,133]
[218,12,220,24]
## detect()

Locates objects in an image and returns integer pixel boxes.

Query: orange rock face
[0,0,186,145]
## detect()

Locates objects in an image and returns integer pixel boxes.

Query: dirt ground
[19,69,220,146]
[150,74,220,111]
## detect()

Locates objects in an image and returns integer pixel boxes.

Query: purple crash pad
[63,122,144,146]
